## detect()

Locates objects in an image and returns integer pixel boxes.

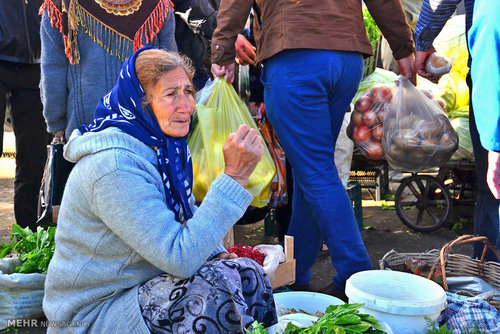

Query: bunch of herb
[245,321,269,334]
[246,304,387,334]
[0,224,56,274]
[283,304,386,334]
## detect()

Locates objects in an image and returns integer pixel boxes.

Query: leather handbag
[36,135,74,226]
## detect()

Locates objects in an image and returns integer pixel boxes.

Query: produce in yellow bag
[187,79,275,207]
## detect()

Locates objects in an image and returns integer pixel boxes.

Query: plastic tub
[345,270,446,334]
[273,291,344,316]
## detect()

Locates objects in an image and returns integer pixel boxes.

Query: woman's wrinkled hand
[215,252,238,260]
[223,124,264,187]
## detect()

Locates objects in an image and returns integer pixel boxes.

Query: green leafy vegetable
[246,304,387,334]
[245,321,269,334]
[0,224,56,274]
[363,7,381,49]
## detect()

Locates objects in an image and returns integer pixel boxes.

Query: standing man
[211,0,416,299]
[415,0,499,262]
[0,0,49,231]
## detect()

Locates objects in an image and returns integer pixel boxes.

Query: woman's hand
[211,63,236,83]
[215,252,238,260]
[223,124,264,187]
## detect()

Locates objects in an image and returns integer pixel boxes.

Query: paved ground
[233,199,474,292]
[0,131,476,333]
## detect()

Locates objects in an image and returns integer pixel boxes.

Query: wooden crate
[269,235,296,289]
[224,228,295,289]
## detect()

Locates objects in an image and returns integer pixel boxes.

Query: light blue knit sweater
[40,9,177,139]
[43,128,253,333]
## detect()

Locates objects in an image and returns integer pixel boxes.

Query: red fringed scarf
[39,0,174,64]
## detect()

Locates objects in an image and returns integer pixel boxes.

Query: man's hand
[415,49,441,84]
[487,150,500,199]
[235,34,256,65]
[211,63,236,83]
[397,53,417,85]
[223,124,264,187]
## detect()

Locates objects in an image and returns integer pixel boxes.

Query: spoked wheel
[395,175,452,232]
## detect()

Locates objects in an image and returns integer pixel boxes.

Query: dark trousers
[467,74,500,262]
[0,60,49,231]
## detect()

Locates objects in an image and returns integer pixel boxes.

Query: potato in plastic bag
[382,76,458,171]
[187,79,275,207]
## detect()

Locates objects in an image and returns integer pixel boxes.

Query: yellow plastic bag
[188,79,275,207]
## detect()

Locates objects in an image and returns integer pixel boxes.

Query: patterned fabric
[139,257,277,333]
[79,46,193,222]
[438,292,500,333]
[39,0,173,63]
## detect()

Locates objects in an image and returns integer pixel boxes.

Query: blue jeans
[262,49,372,288]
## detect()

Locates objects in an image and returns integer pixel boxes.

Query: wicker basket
[380,235,500,311]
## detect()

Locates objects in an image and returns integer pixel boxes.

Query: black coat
[172,0,220,83]
[0,0,43,63]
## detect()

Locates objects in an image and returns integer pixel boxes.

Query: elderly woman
[42,47,277,333]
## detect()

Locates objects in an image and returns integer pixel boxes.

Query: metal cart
[350,150,477,232]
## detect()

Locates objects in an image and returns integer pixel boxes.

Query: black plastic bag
[37,136,74,226]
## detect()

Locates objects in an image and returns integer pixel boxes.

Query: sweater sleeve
[93,163,253,278]
[364,0,415,60]
[155,7,178,52]
[414,0,462,51]
[40,12,69,133]
[468,0,500,151]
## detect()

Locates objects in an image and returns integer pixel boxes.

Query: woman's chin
[164,126,190,138]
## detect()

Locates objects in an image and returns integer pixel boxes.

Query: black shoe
[319,284,348,303]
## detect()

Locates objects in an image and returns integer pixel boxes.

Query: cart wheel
[395,175,452,232]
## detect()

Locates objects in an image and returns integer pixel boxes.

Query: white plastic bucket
[345,270,447,334]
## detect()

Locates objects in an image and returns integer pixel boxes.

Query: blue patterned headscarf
[80,46,193,222]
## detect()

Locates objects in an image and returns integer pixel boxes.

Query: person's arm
[414,0,462,51]
[94,169,253,278]
[210,0,253,83]
[40,12,69,134]
[365,0,414,60]
[154,6,178,52]
[414,0,462,80]
[469,0,500,198]
[364,0,416,84]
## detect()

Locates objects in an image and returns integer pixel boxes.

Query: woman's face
[150,67,195,137]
